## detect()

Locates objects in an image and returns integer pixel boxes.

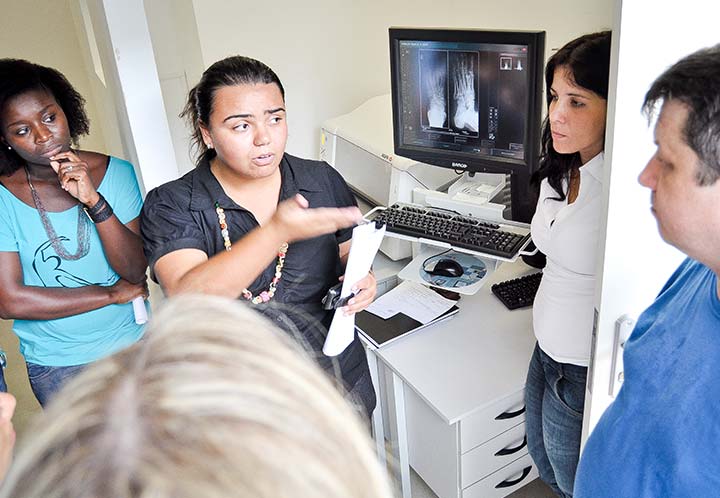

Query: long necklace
[215,202,288,304]
[25,166,90,261]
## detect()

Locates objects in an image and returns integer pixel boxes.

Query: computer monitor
[389,28,545,222]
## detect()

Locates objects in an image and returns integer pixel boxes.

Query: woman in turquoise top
[0,59,147,406]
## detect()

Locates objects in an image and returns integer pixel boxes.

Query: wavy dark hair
[0,59,90,176]
[643,44,720,186]
[532,31,611,200]
[181,56,285,165]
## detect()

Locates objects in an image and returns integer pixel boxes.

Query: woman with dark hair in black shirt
[141,56,377,415]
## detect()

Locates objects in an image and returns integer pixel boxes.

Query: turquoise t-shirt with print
[0,156,146,366]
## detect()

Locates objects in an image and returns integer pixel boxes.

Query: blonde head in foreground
[0,295,393,498]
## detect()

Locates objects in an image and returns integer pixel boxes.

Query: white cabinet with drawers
[375,261,539,498]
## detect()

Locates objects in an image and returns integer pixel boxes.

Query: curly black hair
[0,59,90,175]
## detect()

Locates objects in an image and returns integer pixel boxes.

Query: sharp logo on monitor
[452,161,468,169]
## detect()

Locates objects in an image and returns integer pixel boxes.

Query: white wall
[145,0,205,174]
[190,0,613,159]
[68,0,128,159]
[0,0,108,154]
[584,0,719,435]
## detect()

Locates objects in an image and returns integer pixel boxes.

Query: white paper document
[366,280,457,324]
[323,222,386,356]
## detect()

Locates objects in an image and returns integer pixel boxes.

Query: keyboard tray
[366,203,531,262]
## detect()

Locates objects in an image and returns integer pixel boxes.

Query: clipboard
[355,305,459,349]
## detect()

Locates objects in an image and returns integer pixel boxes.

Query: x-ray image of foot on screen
[420,49,449,130]
[397,36,533,165]
[450,51,480,136]
[419,50,481,138]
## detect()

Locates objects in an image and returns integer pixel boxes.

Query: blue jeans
[525,343,587,498]
[26,362,86,407]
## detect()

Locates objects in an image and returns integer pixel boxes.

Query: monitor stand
[403,171,532,275]
[412,171,508,223]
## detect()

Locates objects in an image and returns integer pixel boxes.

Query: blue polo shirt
[575,258,720,497]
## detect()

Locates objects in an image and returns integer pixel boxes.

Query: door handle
[609,314,635,397]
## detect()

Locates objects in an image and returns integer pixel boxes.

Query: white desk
[368,260,539,498]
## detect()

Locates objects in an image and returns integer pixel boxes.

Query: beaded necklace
[25,166,90,261]
[215,202,288,304]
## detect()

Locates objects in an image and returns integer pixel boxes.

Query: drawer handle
[495,465,532,489]
[494,405,526,420]
[494,436,527,457]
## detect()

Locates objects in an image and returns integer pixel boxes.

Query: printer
[320,94,456,260]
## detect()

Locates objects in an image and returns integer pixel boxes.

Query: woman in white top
[524,31,611,498]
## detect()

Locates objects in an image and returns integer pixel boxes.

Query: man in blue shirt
[574,46,720,497]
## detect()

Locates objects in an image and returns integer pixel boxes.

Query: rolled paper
[324,223,386,356]
[132,296,148,325]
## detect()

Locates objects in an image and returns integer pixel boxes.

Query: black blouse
[140,154,371,396]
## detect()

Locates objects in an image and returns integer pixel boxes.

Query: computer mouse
[427,258,464,278]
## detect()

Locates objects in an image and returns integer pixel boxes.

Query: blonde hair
[0,295,394,498]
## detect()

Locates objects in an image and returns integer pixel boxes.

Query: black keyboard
[492,272,542,310]
[368,203,530,259]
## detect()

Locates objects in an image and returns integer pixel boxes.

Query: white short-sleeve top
[530,152,604,366]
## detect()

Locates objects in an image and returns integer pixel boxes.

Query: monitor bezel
[389,27,545,178]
